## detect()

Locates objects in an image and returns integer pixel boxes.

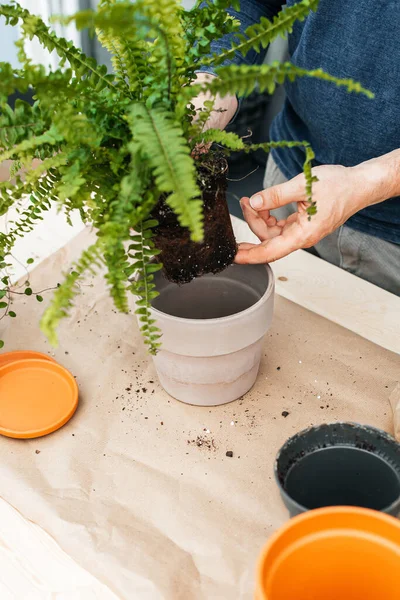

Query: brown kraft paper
[0,227,399,599]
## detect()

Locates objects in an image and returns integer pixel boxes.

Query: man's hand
[191,72,238,133]
[236,154,399,264]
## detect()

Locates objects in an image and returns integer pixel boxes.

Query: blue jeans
[264,156,400,296]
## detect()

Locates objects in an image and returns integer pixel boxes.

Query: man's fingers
[191,141,212,158]
[234,242,258,264]
[235,226,303,264]
[249,174,304,212]
[236,242,257,250]
[277,213,297,228]
[240,197,282,242]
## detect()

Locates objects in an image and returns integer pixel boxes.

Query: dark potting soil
[152,157,237,284]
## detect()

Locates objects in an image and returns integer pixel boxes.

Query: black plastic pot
[275,422,400,518]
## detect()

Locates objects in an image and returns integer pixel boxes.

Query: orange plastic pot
[256,507,400,600]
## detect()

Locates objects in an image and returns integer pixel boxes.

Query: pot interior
[151,263,270,320]
[276,423,400,512]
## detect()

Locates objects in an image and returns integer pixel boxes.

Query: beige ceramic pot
[138,263,274,406]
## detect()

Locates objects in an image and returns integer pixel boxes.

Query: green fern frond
[183,1,240,64]
[0,177,26,215]
[0,0,373,354]
[103,238,130,314]
[128,221,162,355]
[0,164,82,261]
[95,27,148,97]
[140,0,185,67]
[55,162,86,203]
[244,139,319,213]
[40,242,103,346]
[0,100,43,150]
[206,62,374,99]
[245,140,313,153]
[128,104,203,242]
[10,193,49,234]
[192,128,245,151]
[96,30,131,91]
[52,106,103,148]
[194,99,216,132]
[9,160,22,179]
[93,0,151,86]
[0,3,119,94]
[109,158,154,230]
[303,146,319,217]
[0,61,30,103]
[57,1,184,91]
[24,153,69,183]
[0,127,61,163]
[0,166,75,236]
[203,0,319,67]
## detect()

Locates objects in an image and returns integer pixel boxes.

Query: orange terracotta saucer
[0,358,78,439]
[0,350,56,369]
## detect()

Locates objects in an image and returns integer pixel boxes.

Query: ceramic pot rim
[150,263,275,325]
[274,422,400,516]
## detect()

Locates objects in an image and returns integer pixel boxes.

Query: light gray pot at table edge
[135,264,275,406]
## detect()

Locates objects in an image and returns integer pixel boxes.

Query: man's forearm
[353,149,400,209]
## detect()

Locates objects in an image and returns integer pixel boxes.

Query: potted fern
[0,0,371,403]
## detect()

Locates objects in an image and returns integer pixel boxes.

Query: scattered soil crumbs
[35,450,40,454]
[226,451,233,458]
[281,411,290,418]
[187,436,216,451]
[116,375,157,415]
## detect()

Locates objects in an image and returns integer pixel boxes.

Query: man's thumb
[249,176,302,211]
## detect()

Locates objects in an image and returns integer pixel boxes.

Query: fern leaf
[9,160,22,179]
[191,129,245,151]
[244,140,313,153]
[139,0,185,67]
[206,63,374,99]
[303,146,319,217]
[204,0,320,67]
[40,242,103,346]
[58,1,185,95]
[0,168,63,252]
[0,127,61,163]
[244,140,319,215]
[0,99,42,150]
[128,222,162,355]
[0,3,119,94]
[103,239,130,314]
[96,29,131,92]
[56,162,86,203]
[24,153,69,183]
[183,1,240,63]
[127,104,203,242]
[0,61,29,103]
